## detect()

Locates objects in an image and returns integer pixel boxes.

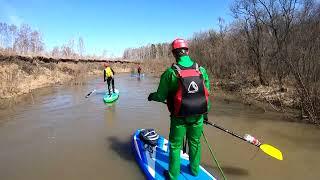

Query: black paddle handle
[85,89,96,98]
[205,121,260,147]
[86,91,93,98]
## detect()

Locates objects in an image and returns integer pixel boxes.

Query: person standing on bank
[148,38,211,180]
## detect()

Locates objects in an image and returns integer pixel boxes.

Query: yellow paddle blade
[260,144,283,160]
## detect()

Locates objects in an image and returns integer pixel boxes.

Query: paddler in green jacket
[148,38,211,180]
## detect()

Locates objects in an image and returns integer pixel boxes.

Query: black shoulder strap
[172,64,182,77]
[172,64,181,72]
[172,63,201,72]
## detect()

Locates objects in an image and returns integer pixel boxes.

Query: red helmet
[171,38,188,50]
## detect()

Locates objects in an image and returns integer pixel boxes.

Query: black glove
[203,114,209,124]
[148,93,154,101]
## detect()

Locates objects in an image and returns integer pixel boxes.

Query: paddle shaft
[205,121,260,147]
[85,89,96,98]
[86,81,108,98]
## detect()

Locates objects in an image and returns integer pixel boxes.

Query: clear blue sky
[0,0,234,57]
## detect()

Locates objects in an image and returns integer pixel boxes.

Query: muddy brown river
[0,74,319,180]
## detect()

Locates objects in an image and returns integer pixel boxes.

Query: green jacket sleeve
[150,68,177,102]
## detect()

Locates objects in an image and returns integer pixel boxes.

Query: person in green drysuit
[148,38,211,180]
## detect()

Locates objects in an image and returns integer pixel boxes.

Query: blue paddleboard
[132,129,216,180]
[131,73,145,78]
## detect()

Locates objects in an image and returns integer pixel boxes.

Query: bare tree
[0,22,8,49]
[8,24,17,52]
[51,46,60,58]
[14,24,32,55]
[78,37,85,58]
[231,0,269,85]
[61,45,73,58]
[101,49,108,59]
[30,30,44,54]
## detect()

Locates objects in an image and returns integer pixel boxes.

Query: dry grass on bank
[0,56,133,99]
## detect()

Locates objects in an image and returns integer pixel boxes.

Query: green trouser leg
[168,116,203,180]
[187,119,203,175]
[169,119,186,180]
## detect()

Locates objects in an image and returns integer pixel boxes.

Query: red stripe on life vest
[174,81,183,115]
[178,69,201,78]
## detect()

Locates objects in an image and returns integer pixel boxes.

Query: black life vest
[167,63,209,117]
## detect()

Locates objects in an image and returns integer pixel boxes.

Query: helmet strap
[172,48,188,60]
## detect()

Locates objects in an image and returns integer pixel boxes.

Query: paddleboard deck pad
[103,89,119,103]
[132,129,216,180]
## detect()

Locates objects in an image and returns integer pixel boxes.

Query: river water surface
[0,74,319,180]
